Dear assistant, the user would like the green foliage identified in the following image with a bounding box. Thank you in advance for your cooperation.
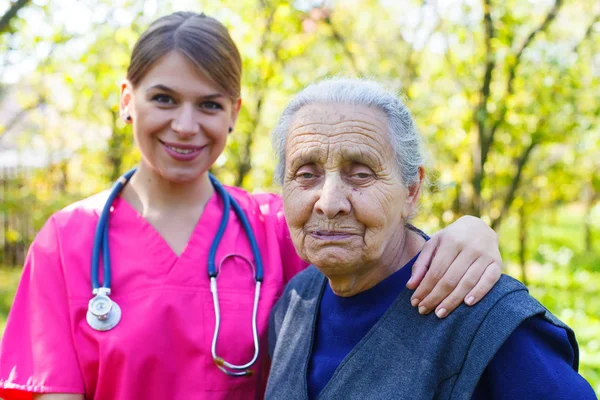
[0,0,598,395]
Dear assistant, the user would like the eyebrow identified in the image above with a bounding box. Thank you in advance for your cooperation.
[146,84,225,100]
[341,148,384,168]
[288,146,326,169]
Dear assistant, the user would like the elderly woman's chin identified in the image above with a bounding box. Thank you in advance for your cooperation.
[302,240,371,277]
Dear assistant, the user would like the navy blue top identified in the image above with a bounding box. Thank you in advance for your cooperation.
[307,256,596,399]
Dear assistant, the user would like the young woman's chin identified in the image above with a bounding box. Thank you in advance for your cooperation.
[158,166,209,184]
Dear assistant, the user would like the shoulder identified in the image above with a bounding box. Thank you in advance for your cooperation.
[283,265,322,295]
[473,316,595,399]
[448,274,548,350]
[476,274,555,327]
[223,185,284,219]
[481,273,529,299]
[269,266,323,355]
[446,275,580,397]
[467,274,538,316]
[272,266,322,316]
[29,191,109,247]
[50,191,110,231]
[433,275,540,333]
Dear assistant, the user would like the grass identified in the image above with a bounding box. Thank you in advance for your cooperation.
[0,265,21,334]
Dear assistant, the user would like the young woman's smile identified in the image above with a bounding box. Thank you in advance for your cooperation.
[159,139,207,161]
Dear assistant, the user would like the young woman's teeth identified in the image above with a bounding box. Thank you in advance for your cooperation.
[166,145,195,154]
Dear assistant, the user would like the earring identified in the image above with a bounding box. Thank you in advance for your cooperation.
[228,127,233,133]
[125,115,132,122]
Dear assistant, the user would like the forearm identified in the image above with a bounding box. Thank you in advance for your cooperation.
[33,394,84,400]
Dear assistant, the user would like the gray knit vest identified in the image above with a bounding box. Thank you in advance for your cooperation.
[266,267,578,400]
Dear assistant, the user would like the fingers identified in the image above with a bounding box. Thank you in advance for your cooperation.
[410,237,461,308]
[413,249,477,315]
[432,257,491,318]
[406,235,439,290]
[463,260,502,306]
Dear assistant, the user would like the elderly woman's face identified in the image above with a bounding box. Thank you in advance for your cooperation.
[283,103,419,275]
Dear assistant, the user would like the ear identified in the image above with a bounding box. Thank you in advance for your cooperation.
[229,98,242,132]
[402,166,425,218]
[120,79,134,124]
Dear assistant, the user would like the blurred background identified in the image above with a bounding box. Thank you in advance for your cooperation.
[0,0,598,393]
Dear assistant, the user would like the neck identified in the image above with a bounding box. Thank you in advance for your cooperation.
[328,228,425,297]
[123,162,214,215]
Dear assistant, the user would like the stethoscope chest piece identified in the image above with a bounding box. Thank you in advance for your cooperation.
[86,293,121,331]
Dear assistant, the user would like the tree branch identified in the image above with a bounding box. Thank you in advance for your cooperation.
[0,0,30,33]
[471,0,497,215]
[323,14,361,75]
[404,1,442,93]
[491,139,539,230]
[476,0,496,141]
[0,97,45,141]
[483,0,563,168]
[234,4,278,187]
[432,2,469,94]
[573,12,600,53]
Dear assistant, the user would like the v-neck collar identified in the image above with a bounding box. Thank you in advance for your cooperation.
[303,270,415,399]
[111,191,221,276]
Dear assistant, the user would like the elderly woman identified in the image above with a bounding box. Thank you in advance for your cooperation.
[265,79,595,399]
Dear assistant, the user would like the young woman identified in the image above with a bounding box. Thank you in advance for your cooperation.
[0,12,504,400]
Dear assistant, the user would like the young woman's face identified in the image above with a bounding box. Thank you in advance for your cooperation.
[121,51,241,183]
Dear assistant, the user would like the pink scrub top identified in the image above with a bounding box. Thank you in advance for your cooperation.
[0,185,307,400]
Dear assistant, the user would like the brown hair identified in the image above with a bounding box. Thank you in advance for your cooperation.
[127,12,242,99]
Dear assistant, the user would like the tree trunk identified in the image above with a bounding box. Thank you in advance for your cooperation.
[108,110,124,182]
[0,0,29,33]
[584,185,598,253]
[519,204,528,286]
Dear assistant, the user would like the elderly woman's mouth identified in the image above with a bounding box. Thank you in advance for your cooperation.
[310,230,358,240]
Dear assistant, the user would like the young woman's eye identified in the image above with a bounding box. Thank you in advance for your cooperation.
[151,94,175,105]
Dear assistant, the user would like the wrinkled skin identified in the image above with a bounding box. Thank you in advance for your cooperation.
[283,103,426,296]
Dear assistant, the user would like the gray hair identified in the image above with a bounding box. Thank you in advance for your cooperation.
[272,78,425,187]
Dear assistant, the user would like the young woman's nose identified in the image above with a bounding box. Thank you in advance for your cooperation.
[171,104,200,137]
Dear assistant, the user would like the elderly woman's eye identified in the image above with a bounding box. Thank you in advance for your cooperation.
[299,172,314,179]
[354,173,371,179]
[295,167,318,181]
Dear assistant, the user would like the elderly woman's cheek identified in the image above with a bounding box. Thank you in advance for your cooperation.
[283,185,308,222]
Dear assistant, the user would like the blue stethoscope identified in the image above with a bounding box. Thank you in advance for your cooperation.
[86,167,264,377]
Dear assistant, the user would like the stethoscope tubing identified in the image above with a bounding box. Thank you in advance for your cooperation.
[208,174,264,282]
[90,167,264,376]
[210,278,261,375]
[91,168,136,293]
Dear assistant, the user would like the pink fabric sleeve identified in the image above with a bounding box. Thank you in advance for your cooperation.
[0,217,85,399]
[254,193,308,284]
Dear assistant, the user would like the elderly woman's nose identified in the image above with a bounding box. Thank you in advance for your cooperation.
[314,174,351,219]
[171,104,200,137]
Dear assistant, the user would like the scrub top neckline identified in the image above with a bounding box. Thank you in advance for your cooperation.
[113,190,219,263]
